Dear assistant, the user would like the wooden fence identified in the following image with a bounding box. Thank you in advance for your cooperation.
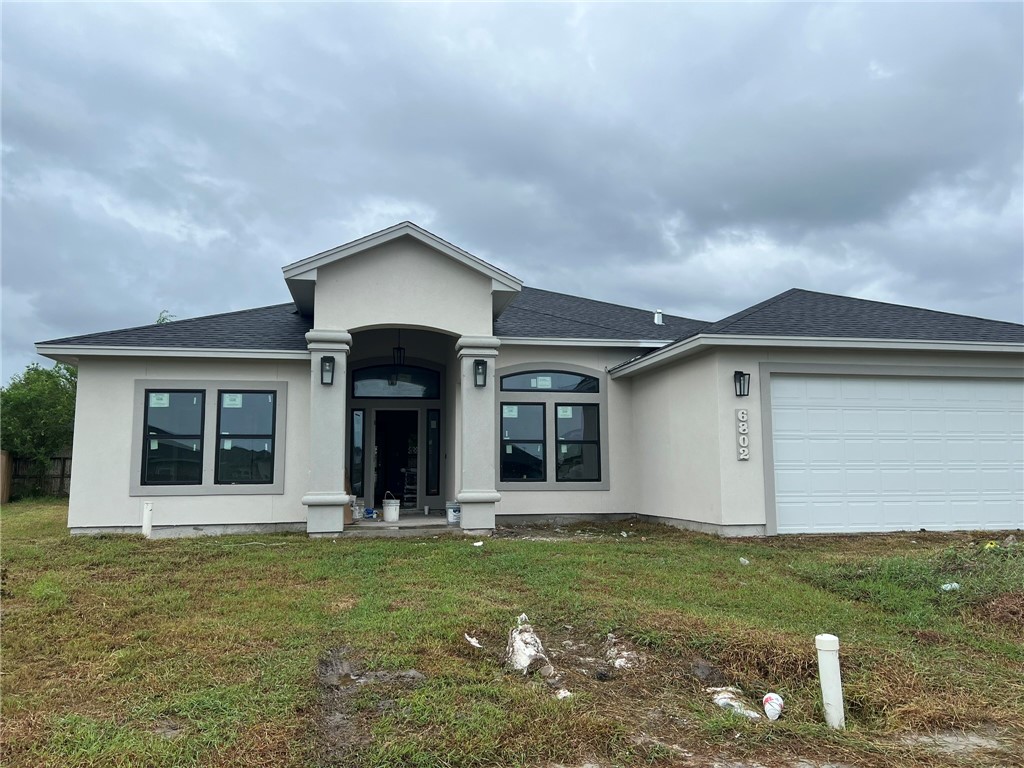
[6,453,72,499]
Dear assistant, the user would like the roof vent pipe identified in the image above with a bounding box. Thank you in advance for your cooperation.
[654,309,664,326]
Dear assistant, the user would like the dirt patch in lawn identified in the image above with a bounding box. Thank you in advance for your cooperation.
[315,647,427,765]
[973,591,1024,634]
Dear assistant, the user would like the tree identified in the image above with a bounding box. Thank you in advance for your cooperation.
[1,363,77,468]
[156,310,176,324]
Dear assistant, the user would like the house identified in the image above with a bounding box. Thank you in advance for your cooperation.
[36,222,1024,537]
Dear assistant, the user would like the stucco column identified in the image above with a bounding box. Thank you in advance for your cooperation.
[456,336,501,531]
[303,329,352,536]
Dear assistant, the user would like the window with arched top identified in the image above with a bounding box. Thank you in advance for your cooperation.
[497,367,607,489]
[352,365,441,399]
[499,370,599,393]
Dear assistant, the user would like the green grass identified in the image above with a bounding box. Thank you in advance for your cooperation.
[2,500,1021,767]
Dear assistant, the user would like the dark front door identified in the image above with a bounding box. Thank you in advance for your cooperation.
[373,410,418,508]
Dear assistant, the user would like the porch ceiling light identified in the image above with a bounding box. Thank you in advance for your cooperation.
[734,370,751,397]
[321,356,336,386]
[473,359,487,388]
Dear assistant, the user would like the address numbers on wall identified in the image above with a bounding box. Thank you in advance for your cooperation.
[736,409,750,461]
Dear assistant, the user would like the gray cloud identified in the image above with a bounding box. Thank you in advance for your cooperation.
[2,2,1021,379]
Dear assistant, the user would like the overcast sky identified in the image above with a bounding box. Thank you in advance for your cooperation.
[3,2,1022,381]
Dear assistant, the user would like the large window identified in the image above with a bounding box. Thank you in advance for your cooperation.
[131,379,287,497]
[555,404,601,482]
[350,409,365,497]
[497,367,607,490]
[142,390,205,485]
[500,403,546,481]
[216,391,276,484]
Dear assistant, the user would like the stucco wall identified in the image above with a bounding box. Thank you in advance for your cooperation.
[631,352,723,526]
[313,238,493,336]
[493,345,642,516]
[68,357,311,531]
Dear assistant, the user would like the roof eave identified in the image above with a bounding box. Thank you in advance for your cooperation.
[609,334,1024,378]
[35,344,310,363]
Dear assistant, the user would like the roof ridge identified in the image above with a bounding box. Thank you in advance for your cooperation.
[788,288,1024,328]
[702,288,803,334]
[523,285,704,323]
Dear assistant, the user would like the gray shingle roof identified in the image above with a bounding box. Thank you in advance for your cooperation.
[689,288,1024,343]
[494,287,708,340]
[39,304,313,350]
[38,287,1023,353]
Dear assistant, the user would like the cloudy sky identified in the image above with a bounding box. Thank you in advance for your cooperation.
[3,2,1022,380]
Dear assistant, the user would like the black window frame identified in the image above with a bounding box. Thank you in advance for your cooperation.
[500,370,600,393]
[350,408,365,498]
[214,390,277,485]
[500,402,547,482]
[141,389,205,486]
[554,402,601,483]
[426,408,441,496]
[351,364,441,400]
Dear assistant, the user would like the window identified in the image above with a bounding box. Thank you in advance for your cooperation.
[501,371,599,393]
[131,379,287,497]
[496,366,608,491]
[353,365,440,399]
[500,403,545,481]
[350,409,365,497]
[426,408,441,496]
[216,391,276,484]
[142,390,204,485]
[555,404,601,482]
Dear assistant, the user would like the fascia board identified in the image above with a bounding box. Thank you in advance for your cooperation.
[282,223,522,291]
[610,334,1024,378]
[498,337,671,348]
[35,345,310,361]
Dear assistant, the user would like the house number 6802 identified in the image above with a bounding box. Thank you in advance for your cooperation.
[736,409,750,461]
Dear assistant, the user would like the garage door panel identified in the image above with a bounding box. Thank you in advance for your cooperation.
[773,375,1024,533]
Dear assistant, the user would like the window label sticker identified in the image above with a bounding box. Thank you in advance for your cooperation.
[149,393,169,408]
[506,444,512,454]
[536,376,552,389]
[223,439,233,450]
[150,439,159,450]
[561,444,568,453]
[502,405,519,418]
[557,406,573,418]
[222,393,244,408]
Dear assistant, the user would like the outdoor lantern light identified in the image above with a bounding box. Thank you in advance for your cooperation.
[392,330,406,367]
[473,359,487,388]
[321,356,336,386]
[734,370,751,397]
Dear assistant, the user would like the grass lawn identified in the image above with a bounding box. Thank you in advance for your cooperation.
[1,499,1021,768]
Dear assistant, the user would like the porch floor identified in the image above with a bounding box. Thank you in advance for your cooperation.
[344,510,455,537]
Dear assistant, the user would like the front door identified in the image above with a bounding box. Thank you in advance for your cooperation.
[373,410,418,508]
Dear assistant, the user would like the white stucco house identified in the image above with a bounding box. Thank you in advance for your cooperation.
[37,222,1024,537]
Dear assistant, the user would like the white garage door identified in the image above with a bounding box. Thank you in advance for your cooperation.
[771,375,1024,534]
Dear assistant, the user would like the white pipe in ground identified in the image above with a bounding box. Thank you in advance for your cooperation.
[142,501,153,539]
[815,633,845,729]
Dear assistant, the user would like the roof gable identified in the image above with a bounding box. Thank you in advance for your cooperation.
[283,221,522,315]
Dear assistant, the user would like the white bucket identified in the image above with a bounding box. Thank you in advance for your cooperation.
[446,501,461,526]
[383,493,400,523]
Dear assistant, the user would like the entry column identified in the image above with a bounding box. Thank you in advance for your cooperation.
[456,336,501,530]
[303,329,352,536]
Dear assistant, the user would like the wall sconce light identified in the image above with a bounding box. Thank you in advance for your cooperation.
[734,370,751,397]
[392,329,405,367]
[321,356,336,386]
[473,359,487,388]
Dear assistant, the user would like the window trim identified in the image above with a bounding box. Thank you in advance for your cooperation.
[141,389,205,486]
[129,379,288,497]
[495,363,610,492]
[214,390,277,485]
[500,402,547,483]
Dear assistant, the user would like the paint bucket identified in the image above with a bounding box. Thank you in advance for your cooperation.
[446,501,461,526]
[383,492,400,523]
